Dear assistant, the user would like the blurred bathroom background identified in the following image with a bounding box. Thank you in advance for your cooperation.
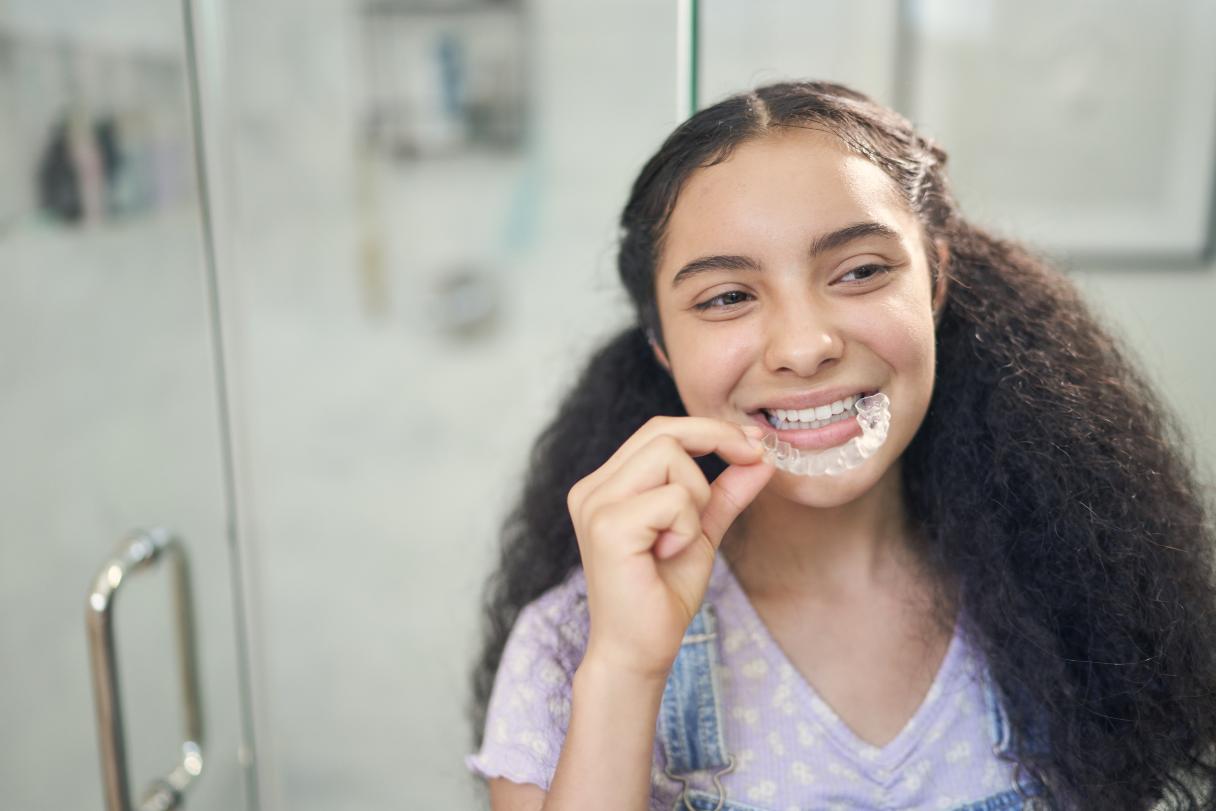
[2,0,1214,808]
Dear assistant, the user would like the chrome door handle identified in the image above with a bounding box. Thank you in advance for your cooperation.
[86,527,205,811]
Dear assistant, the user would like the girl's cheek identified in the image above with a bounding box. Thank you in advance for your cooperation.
[676,332,757,411]
[852,300,933,358]
[713,331,761,365]
[680,326,757,366]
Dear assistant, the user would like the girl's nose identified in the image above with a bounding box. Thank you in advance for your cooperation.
[762,299,844,376]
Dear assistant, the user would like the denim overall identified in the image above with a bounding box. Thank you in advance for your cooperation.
[658,601,1049,811]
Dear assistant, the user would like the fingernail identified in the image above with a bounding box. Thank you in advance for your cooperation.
[742,425,764,439]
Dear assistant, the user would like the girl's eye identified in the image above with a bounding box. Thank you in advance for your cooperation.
[692,265,892,311]
[838,263,893,284]
[693,290,753,311]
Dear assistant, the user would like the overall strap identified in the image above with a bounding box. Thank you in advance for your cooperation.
[659,601,733,776]
[981,666,1051,757]
[981,666,1014,757]
[981,665,1051,806]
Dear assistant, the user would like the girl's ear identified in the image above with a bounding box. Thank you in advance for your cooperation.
[932,238,951,324]
[647,330,672,374]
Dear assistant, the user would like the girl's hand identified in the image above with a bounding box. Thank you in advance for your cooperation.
[566,416,775,681]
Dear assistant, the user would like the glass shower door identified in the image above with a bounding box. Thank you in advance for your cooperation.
[0,1,256,808]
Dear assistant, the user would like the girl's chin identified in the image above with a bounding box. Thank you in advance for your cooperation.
[764,470,861,504]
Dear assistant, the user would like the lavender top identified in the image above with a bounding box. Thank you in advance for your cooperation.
[466,553,1031,810]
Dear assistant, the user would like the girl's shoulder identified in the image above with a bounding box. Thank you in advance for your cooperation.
[468,568,591,785]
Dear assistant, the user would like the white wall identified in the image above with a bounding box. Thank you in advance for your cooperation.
[1071,264,1216,492]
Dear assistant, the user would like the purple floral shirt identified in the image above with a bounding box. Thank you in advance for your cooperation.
[466,553,1032,810]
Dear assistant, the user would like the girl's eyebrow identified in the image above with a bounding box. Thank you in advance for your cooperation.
[670,221,900,288]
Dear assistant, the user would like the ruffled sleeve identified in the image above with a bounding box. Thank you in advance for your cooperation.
[465,569,590,790]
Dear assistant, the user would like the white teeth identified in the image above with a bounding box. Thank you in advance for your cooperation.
[764,393,867,429]
[765,409,854,430]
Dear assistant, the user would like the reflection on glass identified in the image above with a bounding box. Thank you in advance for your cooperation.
[0,8,248,811]
[2,29,194,231]
[358,0,527,161]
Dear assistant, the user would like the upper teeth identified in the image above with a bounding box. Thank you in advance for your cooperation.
[769,394,860,423]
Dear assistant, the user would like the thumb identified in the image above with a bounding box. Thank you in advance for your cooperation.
[700,459,775,548]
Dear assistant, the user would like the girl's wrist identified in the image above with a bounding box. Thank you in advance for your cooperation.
[575,652,672,696]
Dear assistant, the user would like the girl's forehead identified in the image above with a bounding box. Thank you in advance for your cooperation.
[660,133,910,277]
[676,132,903,225]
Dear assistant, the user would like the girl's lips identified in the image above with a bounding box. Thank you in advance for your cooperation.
[749,410,863,451]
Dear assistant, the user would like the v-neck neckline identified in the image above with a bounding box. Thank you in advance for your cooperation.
[713,553,965,773]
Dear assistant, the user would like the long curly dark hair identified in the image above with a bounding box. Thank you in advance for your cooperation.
[467,80,1216,809]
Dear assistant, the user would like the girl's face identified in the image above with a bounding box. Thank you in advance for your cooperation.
[651,129,945,507]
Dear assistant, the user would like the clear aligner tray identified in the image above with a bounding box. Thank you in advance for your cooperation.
[759,392,891,476]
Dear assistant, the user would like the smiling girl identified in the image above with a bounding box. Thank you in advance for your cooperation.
[466,81,1216,810]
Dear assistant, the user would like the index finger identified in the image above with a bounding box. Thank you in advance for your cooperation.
[583,416,763,494]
